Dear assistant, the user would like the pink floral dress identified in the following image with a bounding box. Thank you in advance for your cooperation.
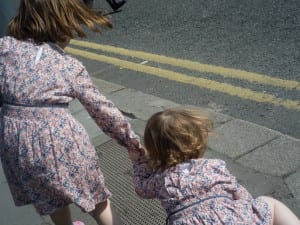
[133,158,272,225]
[0,36,142,215]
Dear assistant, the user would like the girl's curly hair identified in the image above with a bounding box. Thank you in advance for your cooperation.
[144,108,213,170]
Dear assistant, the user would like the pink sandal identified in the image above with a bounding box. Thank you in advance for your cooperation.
[73,221,85,225]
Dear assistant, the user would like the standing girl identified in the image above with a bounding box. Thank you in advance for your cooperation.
[0,1,144,225]
[129,108,300,225]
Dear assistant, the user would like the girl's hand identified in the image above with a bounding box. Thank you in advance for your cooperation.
[128,147,146,161]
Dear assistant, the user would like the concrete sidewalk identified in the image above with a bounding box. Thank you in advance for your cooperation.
[0,77,299,225]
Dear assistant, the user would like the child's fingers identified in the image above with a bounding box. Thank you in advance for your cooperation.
[128,149,143,161]
[128,153,138,161]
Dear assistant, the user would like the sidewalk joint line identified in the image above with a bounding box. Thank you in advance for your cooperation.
[120,110,137,119]
[282,169,299,180]
[109,87,126,94]
[233,135,281,161]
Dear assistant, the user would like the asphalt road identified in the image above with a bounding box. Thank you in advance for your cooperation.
[71,0,300,138]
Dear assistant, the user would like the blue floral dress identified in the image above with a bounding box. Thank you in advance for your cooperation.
[133,158,272,224]
[0,36,142,215]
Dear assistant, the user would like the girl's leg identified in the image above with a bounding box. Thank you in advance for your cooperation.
[49,205,73,225]
[259,196,299,225]
[89,199,122,225]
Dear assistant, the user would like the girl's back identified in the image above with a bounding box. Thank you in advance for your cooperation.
[0,36,81,106]
[134,158,272,225]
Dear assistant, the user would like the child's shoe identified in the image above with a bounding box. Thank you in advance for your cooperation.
[73,221,85,225]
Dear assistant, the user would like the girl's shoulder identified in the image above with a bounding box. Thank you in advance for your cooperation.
[166,158,224,170]
[190,158,226,168]
[169,158,228,176]
[162,159,229,185]
[0,36,15,55]
[44,42,85,73]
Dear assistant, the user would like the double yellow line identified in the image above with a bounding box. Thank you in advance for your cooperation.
[66,40,300,110]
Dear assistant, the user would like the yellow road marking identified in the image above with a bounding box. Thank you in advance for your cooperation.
[66,46,300,110]
[70,40,300,90]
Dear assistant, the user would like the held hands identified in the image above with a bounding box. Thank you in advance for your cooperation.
[128,146,146,162]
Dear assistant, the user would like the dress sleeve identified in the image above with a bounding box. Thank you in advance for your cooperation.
[233,183,253,201]
[0,39,4,107]
[71,67,143,152]
[132,157,159,199]
[210,160,253,201]
[0,63,2,107]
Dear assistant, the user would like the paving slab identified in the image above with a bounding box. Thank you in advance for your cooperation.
[72,110,103,140]
[208,119,280,158]
[107,89,180,121]
[204,149,290,199]
[0,183,44,225]
[183,104,233,127]
[91,133,112,147]
[212,112,233,127]
[285,170,300,200]
[91,77,124,96]
[129,119,147,138]
[237,135,300,176]
[69,99,85,114]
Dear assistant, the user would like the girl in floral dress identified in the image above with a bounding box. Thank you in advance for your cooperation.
[0,0,144,225]
[129,108,299,225]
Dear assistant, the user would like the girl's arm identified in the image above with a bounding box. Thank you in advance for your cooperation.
[71,67,143,152]
[218,162,253,201]
[232,182,253,201]
[210,160,253,201]
[130,155,160,199]
[71,66,157,198]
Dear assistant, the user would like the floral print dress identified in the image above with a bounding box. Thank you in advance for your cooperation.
[133,158,272,225]
[0,36,142,215]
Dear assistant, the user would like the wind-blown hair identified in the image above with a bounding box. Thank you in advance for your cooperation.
[7,0,111,43]
[144,108,213,170]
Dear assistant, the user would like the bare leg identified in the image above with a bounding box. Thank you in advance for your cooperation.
[50,205,73,225]
[89,199,122,225]
[259,196,299,225]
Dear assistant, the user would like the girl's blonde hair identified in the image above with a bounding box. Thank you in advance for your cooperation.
[7,0,112,43]
[144,108,213,170]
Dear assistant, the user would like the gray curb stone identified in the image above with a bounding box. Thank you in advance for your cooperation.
[237,135,300,176]
[208,119,280,158]
[285,170,300,199]
[107,89,180,121]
